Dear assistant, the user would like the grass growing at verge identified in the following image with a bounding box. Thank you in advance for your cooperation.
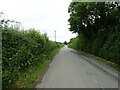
[72,48,120,71]
[11,47,61,88]
[83,52,120,71]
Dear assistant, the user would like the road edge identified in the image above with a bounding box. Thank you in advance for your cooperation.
[70,48,120,84]
[32,48,61,88]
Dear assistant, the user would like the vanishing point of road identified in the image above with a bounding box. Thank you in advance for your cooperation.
[36,46,118,88]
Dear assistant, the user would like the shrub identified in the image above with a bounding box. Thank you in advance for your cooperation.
[2,28,60,88]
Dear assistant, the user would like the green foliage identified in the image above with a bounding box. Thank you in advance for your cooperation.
[68,36,80,50]
[2,27,60,88]
[68,2,120,66]
[64,41,67,45]
[99,26,120,63]
[68,2,120,35]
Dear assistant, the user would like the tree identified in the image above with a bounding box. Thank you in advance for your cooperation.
[68,2,120,65]
[68,2,120,38]
[64,41,67,45]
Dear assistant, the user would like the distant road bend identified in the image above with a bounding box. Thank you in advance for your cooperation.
[36,46,118,88]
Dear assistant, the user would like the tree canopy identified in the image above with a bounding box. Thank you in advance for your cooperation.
[68,2,120,66]
[68,2,120,37]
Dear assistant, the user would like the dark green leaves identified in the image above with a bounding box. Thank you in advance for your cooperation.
[68,2,120,67]
[2,28,59,88]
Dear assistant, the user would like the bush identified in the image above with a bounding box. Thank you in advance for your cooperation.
[2,28,60,88]
[68,36,80,50]
[68,25,120,65]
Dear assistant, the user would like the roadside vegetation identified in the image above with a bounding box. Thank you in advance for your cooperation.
[1,13,62,88]
[68,2,120,70]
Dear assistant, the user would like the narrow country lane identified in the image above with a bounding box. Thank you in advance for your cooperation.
[36,46,118,88]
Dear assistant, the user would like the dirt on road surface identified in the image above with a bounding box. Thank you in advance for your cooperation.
[36,46,118,88]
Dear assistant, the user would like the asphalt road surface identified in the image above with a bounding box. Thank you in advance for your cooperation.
[36,46,118,88]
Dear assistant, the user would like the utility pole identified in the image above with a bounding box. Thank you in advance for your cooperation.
[55,30,56,42]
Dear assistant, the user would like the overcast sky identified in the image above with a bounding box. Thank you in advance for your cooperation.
[0,0,77,42]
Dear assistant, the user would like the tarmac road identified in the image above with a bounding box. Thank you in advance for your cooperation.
[36,45,118,88]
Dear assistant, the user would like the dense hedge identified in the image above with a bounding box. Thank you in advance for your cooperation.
[68,2,120,67]
[68,25,120,65]
[2,28,60,88]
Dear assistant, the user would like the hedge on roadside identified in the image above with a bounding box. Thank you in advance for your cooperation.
[2,28,60,88]
[68,25,120,66]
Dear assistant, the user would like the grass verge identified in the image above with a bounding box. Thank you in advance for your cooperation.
[77,50,120,71]
[11,47,61,88]
[68,46,120,71]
